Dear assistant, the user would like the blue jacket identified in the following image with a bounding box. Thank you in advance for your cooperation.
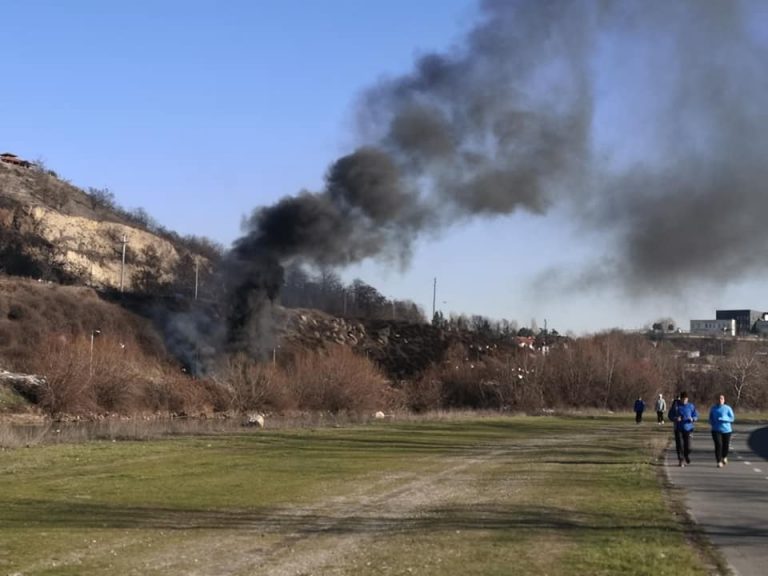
[669,401,698,432]
[709,404,735,434]
[634,399,645,413]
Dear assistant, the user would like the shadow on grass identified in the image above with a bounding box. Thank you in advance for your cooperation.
[1,500,680,538]
[248,421,645,460]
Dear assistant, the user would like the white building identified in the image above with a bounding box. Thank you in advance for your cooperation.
[690,318,736,336]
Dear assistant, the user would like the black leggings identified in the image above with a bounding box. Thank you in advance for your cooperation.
[711,431,732,462]
[674,429,692,462]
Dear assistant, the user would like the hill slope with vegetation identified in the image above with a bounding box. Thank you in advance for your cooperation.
[3,155,768,421]
[0,158,220,294]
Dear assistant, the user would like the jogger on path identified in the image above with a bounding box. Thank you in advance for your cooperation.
[709,394,735,468]
[669,391,698,466]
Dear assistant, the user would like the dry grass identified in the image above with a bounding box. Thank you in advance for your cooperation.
[0,277,231,417]
[0,277,165,366]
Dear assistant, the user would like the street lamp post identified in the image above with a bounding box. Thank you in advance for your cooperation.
[194,257,199,300]
[90,329,101,377]
[119,235,128,293]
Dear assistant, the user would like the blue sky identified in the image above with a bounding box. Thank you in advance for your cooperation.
[2,1,766,334]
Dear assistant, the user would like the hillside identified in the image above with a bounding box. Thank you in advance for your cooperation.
[10,153,767,420]
[0,158,210,292]
[0,269,547,418]
[0,155,527,376]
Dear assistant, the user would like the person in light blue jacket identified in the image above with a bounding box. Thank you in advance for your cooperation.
[709,394,735,468]
[668,391,698,466]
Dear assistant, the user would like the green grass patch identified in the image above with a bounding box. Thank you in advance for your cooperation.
[0,415,717,575]
[0,385,31,413]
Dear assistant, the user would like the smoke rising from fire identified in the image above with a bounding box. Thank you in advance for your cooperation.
[228,0,768,347]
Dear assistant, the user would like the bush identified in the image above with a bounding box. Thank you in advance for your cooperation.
[220,354,291,412]
[36,334,98,416]
[402,373,443,412]
[403,344,544,412]
[29,332,200,417]
[286,346,392,413]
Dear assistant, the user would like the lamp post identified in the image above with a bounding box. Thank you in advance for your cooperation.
[194,257,199,300]
[90,329,101,377]
[119,235,127,292]
[432,277,437,321]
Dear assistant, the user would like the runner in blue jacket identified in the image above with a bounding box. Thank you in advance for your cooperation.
[668,391,698,467]
[709,394,735,468]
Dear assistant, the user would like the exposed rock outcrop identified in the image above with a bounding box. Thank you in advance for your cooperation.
[0,160,200,290]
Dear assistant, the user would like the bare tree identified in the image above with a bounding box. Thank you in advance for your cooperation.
[721,344,763,406]
[87,187,116,212]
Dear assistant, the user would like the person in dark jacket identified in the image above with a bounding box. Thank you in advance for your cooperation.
[709,394,735,468]
[633,397,646,423]
[668,391,698,466]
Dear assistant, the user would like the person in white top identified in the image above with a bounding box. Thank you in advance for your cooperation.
[654,393,667,424]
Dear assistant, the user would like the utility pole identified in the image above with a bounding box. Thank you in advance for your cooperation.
[432,277,437,320]
[89,329,101,377]
[194,258,199,300]
[119,235,128,292]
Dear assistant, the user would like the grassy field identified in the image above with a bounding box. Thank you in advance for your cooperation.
[0,414,725,575]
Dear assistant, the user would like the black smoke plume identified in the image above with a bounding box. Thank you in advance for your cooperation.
[226,0,768,350]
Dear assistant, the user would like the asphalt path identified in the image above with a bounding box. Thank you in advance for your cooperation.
[666,423,768,576]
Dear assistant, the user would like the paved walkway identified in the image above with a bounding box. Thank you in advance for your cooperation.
[666,424,768,576]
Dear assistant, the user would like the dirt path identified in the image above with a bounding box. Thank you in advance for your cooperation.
[132,444,515,576]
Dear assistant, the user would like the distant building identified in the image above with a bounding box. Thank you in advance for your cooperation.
[690,318,736,336]
[0,152,31,168]
[716,309,766,335]
[754,319,768,336]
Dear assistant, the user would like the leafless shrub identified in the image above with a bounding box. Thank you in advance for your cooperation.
[221,354,291,412]
[402,343,546,412]
[136,367,229,416]
[141,379,187,414]
[35,334,98,416]
[195,377,234,414]
[89,338,145,412]
[286,345,391,413]
[534,332,669,411]
[434,358,495,409]
[19,330,201,417]
[402,373,443,412]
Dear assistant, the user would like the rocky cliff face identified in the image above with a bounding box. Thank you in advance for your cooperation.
[26,205,181,290]
[0,159,185,290]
